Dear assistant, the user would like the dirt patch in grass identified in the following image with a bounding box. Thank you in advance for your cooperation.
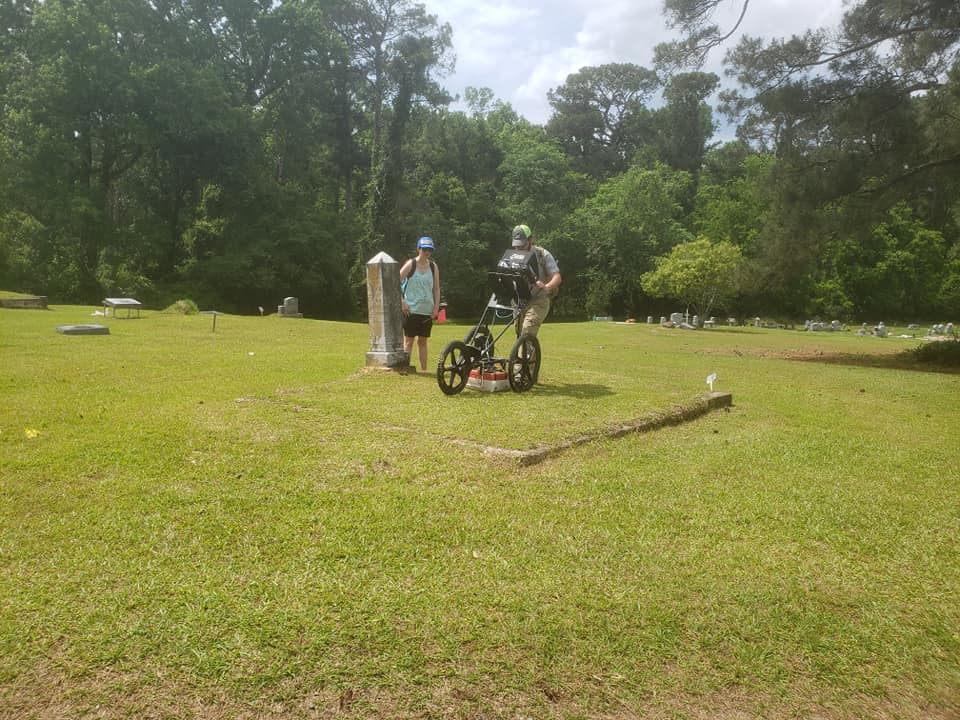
[6,668,957,720]
[716,346,960,374]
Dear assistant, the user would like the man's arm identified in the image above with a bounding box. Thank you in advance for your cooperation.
[534,247,561,292]
[537,271,561,292]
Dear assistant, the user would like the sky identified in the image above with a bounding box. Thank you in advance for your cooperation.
[419,0,846,127]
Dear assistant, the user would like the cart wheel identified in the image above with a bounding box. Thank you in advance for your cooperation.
[437,340,471,395]
[464,324,494,359]
[508,334,541,393]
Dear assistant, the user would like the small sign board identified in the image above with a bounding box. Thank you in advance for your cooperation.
[200,310,223,331]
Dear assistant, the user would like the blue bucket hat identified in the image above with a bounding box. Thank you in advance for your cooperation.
[417,236,434,250]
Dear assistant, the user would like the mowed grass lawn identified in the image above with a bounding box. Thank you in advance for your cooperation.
[1,304,959,719]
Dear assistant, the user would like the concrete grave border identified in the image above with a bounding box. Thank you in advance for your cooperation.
[452,391,733,466]
[1,295,48,309]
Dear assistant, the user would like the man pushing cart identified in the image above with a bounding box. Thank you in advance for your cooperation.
[436,224,562,395]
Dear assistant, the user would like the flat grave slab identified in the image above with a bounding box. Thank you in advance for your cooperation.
[56,324,110,335]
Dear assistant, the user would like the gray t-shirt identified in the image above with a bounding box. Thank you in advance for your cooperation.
[534,246,559,280]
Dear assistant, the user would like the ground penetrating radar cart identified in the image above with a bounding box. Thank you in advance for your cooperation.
[436,249,543,395]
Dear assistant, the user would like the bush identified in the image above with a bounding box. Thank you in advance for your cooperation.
[908,339,960,367]
[163,299,199,315]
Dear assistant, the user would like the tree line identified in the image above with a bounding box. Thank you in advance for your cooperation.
[1,0,958,322]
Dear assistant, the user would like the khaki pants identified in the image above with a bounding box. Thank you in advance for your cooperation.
[518,289,553,337]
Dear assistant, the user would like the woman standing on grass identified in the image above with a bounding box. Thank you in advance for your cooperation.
[400,236,441,371]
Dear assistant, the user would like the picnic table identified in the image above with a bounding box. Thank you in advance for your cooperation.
[102,297,142,318]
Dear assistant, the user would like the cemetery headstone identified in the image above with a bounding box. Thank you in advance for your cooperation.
[278,296,303,318]
[365,252,409,368]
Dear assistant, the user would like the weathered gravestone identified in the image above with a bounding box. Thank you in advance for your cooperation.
[277,296,303,318]
[365,252,409,368]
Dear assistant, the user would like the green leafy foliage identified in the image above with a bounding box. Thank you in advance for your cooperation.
[693,151,773,254]
[641,236,744,321]
[816,203,950,320]
[545,63,659,178]
[163,298,199,315]
[0,0,958,326]
[554,164,694,317]
[908,338,960,366]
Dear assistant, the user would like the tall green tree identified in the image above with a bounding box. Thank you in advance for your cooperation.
[651,71,719,179]
[692,149,772,255]
[331,0,451,266]
[641,237,744,323]
[497,124,592,240]
[0,0,164,300]
[546,63,660,179]
[403,107,503,314]
[816,203,949,320]
[657,0,960,319]
[553,163,694,317]
[0,0,358,311]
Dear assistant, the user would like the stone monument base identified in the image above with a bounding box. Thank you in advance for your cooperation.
[365,350,410,368]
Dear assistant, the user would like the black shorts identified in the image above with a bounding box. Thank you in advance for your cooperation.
[403,313,433,338]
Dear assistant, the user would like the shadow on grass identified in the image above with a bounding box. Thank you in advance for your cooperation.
[788,350,960,375]
[534,382,615,398]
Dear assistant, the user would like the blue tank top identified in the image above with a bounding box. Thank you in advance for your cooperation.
[403,264,435,315]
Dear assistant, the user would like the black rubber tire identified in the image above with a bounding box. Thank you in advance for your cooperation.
[437,340,471,395]
[508,334,541,393]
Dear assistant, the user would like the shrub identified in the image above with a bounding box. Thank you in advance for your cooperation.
[908,339,960,367]
[164,299,199,315]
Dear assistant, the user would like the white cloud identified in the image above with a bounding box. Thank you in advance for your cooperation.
[514,0,665,122]
[423,0,849,124]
